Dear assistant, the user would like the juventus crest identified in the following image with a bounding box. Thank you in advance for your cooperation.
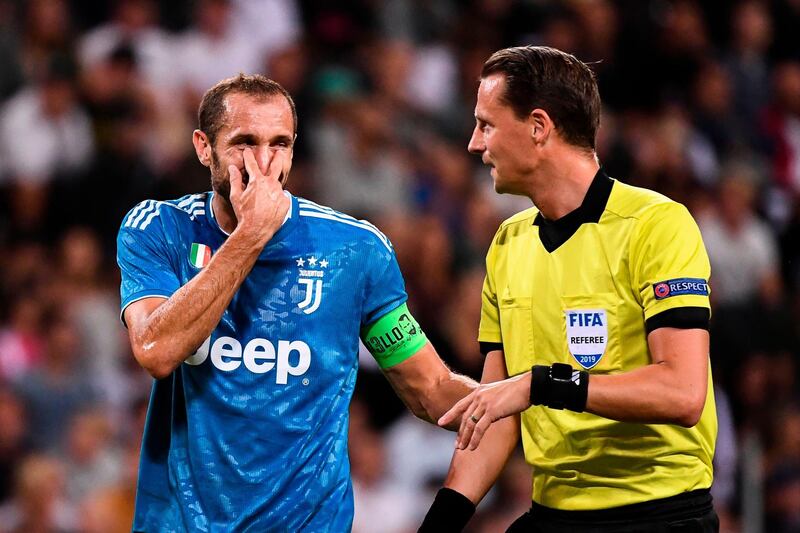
[295,255,328,314]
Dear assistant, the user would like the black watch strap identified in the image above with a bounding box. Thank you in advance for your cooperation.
[530,363,589,412]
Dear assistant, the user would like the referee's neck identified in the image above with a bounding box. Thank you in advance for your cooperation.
[530,153,599,221]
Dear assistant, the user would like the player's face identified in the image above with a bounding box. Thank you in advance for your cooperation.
[468,74,536,195]
[208,92,295,202]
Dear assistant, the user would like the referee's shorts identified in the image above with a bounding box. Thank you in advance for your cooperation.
[506,489,718,533]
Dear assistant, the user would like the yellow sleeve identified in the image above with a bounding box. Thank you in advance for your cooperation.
[629,202,711,321]
[478,235,502,344]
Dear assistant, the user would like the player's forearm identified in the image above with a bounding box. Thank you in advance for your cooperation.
[387,369,476,428]
[383,343,478,428]
[586,361,707,427]
[131,229,266,378]
[444,415,520,504]
[424,372,479,430]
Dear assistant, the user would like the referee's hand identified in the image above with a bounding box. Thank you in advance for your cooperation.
[439,371,531,450]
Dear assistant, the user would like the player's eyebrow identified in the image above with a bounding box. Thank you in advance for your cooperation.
[228,133,258,145]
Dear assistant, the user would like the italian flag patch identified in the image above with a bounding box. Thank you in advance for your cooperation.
[189,243,212,268]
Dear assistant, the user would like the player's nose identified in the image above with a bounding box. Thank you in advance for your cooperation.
[467,126,484,155]
[253,146,272,174]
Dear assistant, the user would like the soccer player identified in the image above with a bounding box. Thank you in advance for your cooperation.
[419,46,719,532]
[117,74,476,532]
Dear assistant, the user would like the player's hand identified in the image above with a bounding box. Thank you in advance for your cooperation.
[229,147,290,246]
[439,372,531,450]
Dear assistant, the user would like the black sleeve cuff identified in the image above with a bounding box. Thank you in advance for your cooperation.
[479,342,503,355]
[418,488,476,533]
[645,307,710,334]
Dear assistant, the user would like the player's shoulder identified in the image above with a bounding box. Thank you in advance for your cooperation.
[606,179,689,222]
[120,192,209,232]
[295,196,393,252]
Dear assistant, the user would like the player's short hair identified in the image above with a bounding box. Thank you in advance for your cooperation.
[198,73,297,145]
[481,46,600,150]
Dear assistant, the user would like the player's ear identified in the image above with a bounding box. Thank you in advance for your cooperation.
[529,109,552,146]
[192,130,213,168]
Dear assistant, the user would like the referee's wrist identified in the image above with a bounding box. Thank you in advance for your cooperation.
[530,363,589,412]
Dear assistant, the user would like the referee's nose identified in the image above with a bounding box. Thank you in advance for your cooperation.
[468,125,485,155]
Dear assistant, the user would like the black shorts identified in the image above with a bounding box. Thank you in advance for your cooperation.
[506,489,718,533]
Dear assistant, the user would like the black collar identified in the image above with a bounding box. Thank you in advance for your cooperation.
[533,168,614,252]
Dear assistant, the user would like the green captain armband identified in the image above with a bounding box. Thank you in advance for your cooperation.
[361,303,428,369]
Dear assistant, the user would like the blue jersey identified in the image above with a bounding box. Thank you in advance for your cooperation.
[117,192,407,532]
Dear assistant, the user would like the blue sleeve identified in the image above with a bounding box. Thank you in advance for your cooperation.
[360,238,408,327]
[117,201,181,323]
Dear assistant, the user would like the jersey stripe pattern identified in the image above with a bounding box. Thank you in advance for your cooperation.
[117,191,406,532]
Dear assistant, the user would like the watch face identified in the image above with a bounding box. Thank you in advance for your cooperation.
[551,362,574,381]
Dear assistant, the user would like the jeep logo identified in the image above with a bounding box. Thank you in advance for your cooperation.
[185,336,311,384]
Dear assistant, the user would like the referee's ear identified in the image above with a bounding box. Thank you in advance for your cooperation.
[529,108,553,146]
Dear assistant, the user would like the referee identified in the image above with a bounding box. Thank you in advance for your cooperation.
[419,46,718,532]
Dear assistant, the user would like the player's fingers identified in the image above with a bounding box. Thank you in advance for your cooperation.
[242,147,265,185]
[266,149,285,184]
[229,165,243,199]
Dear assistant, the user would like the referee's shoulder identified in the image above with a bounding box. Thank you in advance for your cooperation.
[499,206,539,229]
[606,180,689,222]
[490,206,540,245]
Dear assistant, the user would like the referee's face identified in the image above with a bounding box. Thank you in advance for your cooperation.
[468,74,536,195]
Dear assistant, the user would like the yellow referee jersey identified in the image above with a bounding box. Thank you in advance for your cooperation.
[478,169,717,510]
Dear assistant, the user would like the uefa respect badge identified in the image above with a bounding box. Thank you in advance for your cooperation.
[653,278,709,300]
[565,309,607,370]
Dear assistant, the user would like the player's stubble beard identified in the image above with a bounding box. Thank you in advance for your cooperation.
[208,147,290,205]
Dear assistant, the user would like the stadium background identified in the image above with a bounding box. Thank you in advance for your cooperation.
[0,0,798,531]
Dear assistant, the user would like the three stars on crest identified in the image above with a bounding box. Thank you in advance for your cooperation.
[296,256,329,268]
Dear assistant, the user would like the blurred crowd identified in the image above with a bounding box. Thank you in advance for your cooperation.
[0,0,798,531]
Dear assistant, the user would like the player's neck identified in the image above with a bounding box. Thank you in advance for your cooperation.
[528,151,600,221]
[212,193,238,235]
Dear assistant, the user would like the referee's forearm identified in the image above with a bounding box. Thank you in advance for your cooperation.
[584,327,709,427]
[586,364,706,427]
